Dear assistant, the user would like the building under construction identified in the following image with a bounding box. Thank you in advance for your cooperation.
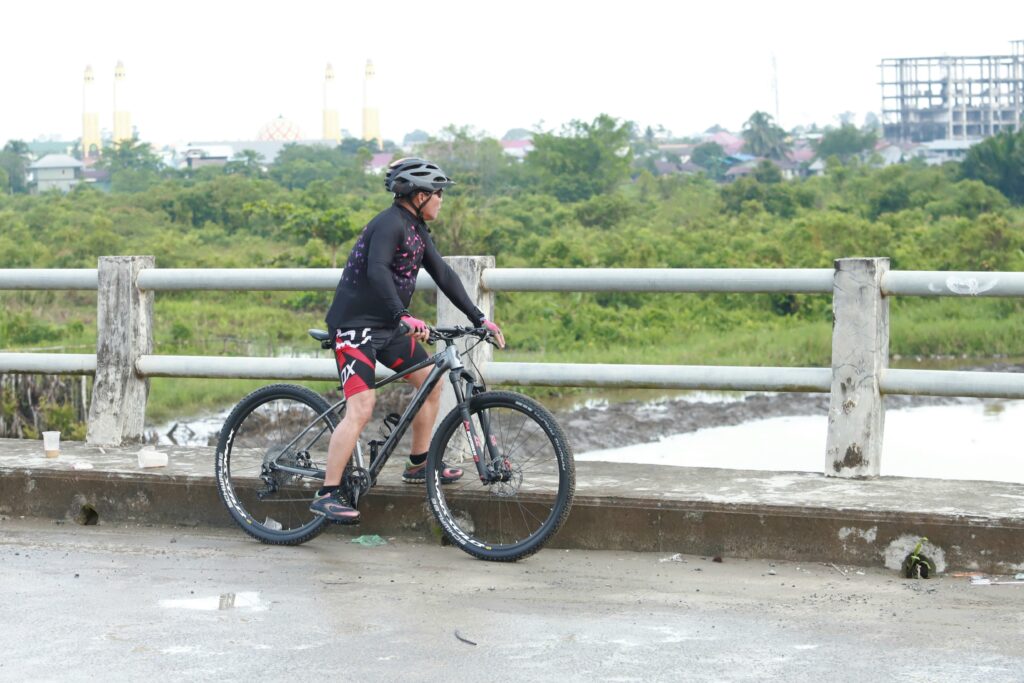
[880,41,1024,142]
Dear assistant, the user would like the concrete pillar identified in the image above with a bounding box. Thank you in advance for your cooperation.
[825,258,889,478]
[435,256,494,429]
[87,256,154,445]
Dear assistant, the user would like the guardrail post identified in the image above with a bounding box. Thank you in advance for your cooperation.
[436,256,495,428]
[87,256,154,445]
[825,257,889,478]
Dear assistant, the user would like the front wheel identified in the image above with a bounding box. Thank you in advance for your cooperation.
[215,383,336,545]
[426,391,575,562]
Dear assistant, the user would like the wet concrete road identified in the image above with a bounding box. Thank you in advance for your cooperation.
[1,517,1022,682]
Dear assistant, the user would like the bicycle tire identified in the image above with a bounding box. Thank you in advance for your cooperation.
[426,391,575,562]
[215,383,337,545]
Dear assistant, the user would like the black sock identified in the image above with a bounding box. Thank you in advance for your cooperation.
[409,452,427,465]
[317,485,341,496]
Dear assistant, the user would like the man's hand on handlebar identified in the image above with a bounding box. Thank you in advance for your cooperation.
[482,319,506,349]
[400,314,430,343]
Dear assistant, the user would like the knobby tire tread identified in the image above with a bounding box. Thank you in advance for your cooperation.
[215,383,336,546]
[426,391,575,562]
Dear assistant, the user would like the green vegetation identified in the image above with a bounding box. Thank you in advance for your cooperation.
[2,118,1024,428]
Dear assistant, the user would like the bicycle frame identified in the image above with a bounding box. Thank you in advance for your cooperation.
[268,334,496,490]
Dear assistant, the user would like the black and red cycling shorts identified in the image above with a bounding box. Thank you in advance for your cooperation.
[332,327,428,398]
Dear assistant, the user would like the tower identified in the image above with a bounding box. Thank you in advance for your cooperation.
[362,59,382,150]
[113,60,132,143]
[82,65,101,158]
[323,63,340,143]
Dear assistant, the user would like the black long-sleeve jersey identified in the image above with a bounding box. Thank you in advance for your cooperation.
[325,203,485,330]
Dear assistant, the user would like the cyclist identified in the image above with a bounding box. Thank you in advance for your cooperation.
[311,157,505,523]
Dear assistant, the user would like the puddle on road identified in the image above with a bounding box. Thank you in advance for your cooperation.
[159,591,269,612]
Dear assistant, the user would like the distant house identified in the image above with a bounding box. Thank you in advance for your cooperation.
[174,140,334,169]
[705,131,745,155]
[500,139,534,161]
[183,144,234,171]
[369,152,394,174]
[915,138,978,165]
[724,161,758,180]
[27,154,83,194]
[651,160,703,176]
[657,142,695,160]
[724,157,801,181]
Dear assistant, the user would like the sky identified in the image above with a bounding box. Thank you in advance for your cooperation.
[1,0,1022,147]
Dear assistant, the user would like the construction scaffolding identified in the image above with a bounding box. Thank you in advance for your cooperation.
[880,41,1024,142]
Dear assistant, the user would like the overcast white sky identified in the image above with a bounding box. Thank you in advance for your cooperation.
[1,0,1021,146]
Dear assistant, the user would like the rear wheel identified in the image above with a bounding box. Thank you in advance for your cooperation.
[215,384,337,545]
[426,391,574,562]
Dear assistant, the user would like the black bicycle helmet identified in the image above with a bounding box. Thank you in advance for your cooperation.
[384,157,456,196]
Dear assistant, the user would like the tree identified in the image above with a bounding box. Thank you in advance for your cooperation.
[752,159,783,184]
[224,149,265,178]
[961,129,1024,205]
[863,112,882,134]
[97,137,164,192]
[741,111,789,160]
[403,129,430,146]
[339,137,378,155]
[815,124,877,163]
[3,140,29,156]
[0,140,30,194]
[524,114,634,202]
[690,142,727,179]
[417,125,515,196]
[245,181,357,266]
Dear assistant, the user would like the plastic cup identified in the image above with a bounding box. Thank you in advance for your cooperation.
[42,431,60,458]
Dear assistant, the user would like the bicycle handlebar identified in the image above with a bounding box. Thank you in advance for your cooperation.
[396,322,495,346]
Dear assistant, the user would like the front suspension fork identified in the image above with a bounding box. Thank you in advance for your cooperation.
[450,371,509,483]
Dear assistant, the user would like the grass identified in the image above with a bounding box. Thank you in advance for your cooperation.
[5,293,1024,425]
[146,377,332,423]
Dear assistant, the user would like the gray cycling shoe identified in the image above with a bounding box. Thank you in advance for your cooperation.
[309,490,361,525]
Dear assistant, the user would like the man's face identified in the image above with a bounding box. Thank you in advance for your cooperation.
[418,190,443,221]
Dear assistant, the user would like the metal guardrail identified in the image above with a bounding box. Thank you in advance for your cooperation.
[883,271,1024,297]
[2,259,1023,477]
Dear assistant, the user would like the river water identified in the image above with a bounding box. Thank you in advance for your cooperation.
[150,392,1024,484]
[576,399,1024,484]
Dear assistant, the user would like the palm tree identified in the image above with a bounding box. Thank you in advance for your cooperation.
[742,111,790,160]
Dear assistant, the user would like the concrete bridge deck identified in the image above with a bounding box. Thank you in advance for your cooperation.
[1,438,1022,574]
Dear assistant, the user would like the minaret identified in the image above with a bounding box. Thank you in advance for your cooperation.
[322,63,340,143]
[362,59,382,150]
[113,60,132,143]
[82,65,101,158]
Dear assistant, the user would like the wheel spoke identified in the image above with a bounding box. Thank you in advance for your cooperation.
[427,392,574,561]
[215,385,338,545]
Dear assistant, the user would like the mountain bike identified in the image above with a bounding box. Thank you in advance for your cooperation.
[214,325,575,562]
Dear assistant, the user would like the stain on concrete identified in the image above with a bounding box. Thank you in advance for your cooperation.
[838,526,878,544]
[842,444,864,470]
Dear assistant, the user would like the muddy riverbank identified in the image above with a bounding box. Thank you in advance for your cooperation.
[150,363,1022,452]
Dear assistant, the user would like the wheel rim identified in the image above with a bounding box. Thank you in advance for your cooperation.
[221,395,332,535]
[432,402,569,552]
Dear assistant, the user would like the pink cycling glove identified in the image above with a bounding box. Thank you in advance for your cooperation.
[400,314,428,335]
[483,319,506,349]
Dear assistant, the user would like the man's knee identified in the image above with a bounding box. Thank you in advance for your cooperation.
[344,391,376,425]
